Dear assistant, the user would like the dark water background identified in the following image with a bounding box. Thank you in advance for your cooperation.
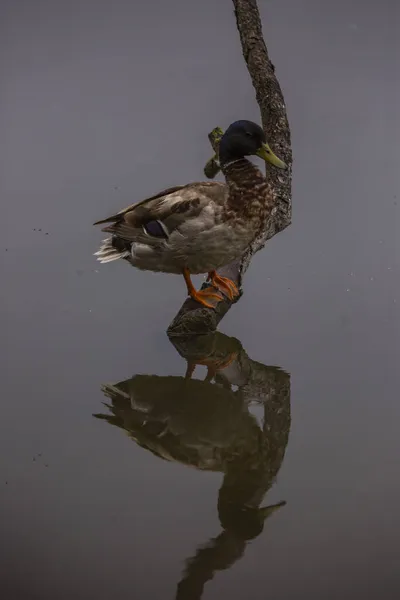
[1,0,399,598]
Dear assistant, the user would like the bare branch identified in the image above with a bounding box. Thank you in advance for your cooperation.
[167,0,292,337]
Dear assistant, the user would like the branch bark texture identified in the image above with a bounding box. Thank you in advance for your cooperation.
[167,0,292,336]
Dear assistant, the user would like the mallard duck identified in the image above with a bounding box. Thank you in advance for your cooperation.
[94,120,286,307]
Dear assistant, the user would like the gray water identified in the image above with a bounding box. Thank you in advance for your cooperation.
[1,0,399,599]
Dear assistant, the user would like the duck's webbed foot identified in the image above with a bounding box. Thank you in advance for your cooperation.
[208,271,240,301]
[191,288,224,308]
[183,268,224,309]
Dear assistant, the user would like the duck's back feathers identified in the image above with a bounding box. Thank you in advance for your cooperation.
[93,183,226,227]
[93,182,234,273]
[94,182,227,241]
[93,185,189,226]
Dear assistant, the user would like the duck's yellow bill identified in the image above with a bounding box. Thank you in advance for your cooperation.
[256,143,286,169]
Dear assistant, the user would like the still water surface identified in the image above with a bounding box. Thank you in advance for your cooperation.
[1,0,399,598]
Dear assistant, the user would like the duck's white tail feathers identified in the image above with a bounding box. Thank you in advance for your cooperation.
[94,238,130,263]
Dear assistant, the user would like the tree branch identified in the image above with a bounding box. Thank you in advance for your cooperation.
[167,0,292,337]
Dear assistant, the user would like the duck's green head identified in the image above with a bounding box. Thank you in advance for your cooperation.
[219,120,286,169]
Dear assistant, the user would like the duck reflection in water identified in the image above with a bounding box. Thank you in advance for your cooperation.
[94,332,291,600]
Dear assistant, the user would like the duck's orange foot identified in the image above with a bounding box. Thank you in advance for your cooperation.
[189,287,224,309]
[183,267,224,308]
[208,271,240,301]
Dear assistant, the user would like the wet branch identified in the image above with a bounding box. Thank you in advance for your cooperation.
[167,0,292,337]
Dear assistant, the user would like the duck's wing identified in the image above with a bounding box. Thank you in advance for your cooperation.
[93,185,189,226]
[93,182,227,241]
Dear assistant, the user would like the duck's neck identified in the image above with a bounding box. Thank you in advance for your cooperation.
[221,158,270,210]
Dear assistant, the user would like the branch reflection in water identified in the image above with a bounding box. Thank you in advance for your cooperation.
[94,332,291,600]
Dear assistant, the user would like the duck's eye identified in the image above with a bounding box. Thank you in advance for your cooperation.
[245,131,252,137]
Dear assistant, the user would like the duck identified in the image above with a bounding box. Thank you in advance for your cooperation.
[94,120,286,308]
